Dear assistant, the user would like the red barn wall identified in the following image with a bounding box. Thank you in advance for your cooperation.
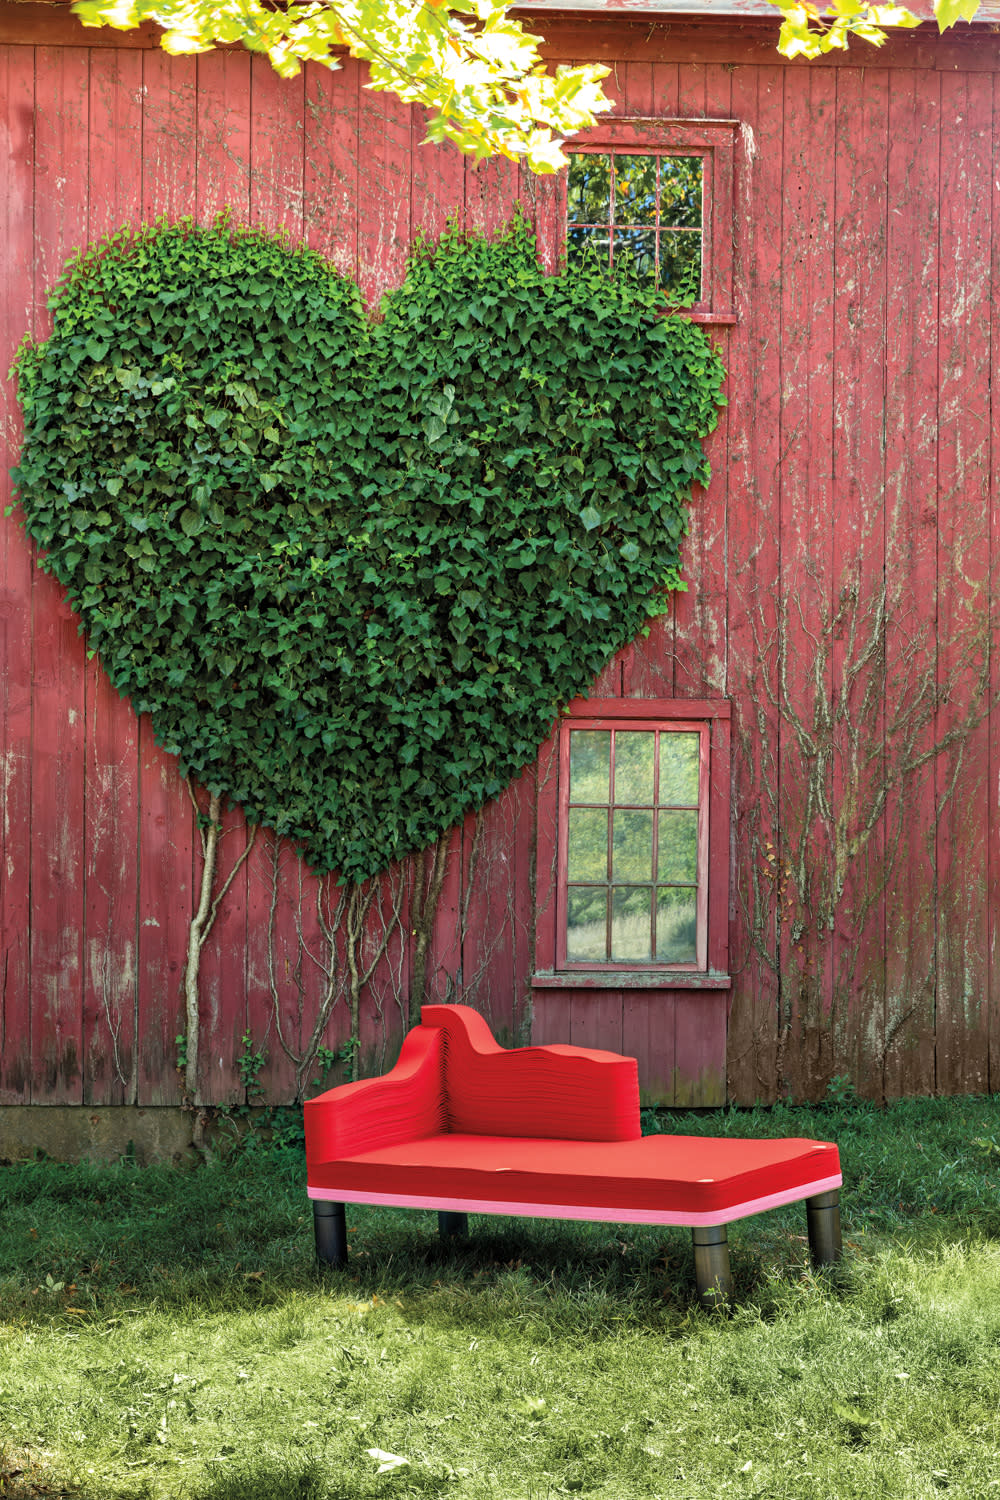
[1,6,998,1110]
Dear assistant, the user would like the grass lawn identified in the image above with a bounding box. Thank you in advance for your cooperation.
[2,1094,1000,1500]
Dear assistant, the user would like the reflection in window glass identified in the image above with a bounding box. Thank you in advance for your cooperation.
[659,733,700,806]
[566,152,703,301]
[568,807,608,882]
[567,887,608,962]
[569,730,610,803]
[612,810,653,883]
[656,887,697,964]
[615,732,655,804]
[566,154,612,225]
[614,155,658,225]
[659,157,702,228]
[611,886,652,962]
[564,726,702,966]
[658,809,699,883]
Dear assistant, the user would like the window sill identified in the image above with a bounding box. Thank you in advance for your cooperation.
[531,970,731,991]
[685,309,737,326]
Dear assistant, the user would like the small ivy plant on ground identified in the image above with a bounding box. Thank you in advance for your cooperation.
[11,213,725,883]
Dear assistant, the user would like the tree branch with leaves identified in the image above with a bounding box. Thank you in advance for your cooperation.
[72,0,983,172]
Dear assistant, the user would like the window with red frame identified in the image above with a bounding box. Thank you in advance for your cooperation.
[559,718,708,970]
[567,152,704,304]
[534,118,738,325]
[534,699,731,987]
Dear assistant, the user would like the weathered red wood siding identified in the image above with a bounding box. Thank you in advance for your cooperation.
[1,6,999,1107]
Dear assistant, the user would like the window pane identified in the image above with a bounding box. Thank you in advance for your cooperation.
[659,156,702,229]
[658,809,698,883]
[568,807,608,881]
[569,730,610,803]
[614,731,655,804]
[656,887,697,964]
[567,154,612,225]
[659,232,702,302]
[567,225,611,272]
[611,887,652,962]
[659,732,700,806]
[613,228,656,281]
[612,809,653,882]
[567,887,608,962]
[614,155,658,225]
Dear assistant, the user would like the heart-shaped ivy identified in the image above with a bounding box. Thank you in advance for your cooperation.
[12,217,724,883]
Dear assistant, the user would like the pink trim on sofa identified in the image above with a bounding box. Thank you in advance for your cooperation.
[306,1171,843,1228]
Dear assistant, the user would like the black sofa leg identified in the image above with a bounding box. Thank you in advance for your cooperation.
[692,1225,732,1309]
[806,1189,842,1266]
[438,1211,469,1242]
[314,1200,347,1267]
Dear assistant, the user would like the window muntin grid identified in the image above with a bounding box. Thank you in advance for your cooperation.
[566,152,704,301]
[562,725,706,968]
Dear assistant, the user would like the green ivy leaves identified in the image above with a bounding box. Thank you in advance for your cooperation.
[11,215,724,884]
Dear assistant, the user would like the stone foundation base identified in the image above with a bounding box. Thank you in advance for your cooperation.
[0,1106,267,1166]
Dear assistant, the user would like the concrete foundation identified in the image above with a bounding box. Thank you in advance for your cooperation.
[0,1106,261,1166]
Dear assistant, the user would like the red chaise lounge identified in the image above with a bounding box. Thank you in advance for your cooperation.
[304,1004,842,1305]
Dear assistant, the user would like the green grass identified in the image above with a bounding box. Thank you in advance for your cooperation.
[3,1094,1000,1499]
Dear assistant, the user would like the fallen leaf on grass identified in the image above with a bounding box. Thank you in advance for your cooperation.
[366,1450,409,1475]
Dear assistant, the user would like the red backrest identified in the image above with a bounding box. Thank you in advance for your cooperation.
[304,1023,446,1167]
[421,1003,641,1142]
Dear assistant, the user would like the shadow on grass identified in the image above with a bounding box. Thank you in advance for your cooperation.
[4,1090,1000,1330]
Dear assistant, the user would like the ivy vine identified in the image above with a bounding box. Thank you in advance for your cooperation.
[11,214,725,883]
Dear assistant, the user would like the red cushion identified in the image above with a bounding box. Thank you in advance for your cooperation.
[304,1024,445,1165]
[421,1003,641,1141]
[308,1132,841,1216]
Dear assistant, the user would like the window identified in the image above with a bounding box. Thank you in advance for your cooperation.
[534,119,738,325]
[567,152,704,304]
[534,699,731,989]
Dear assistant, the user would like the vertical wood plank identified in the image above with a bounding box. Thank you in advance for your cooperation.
[192,64,255,1104]
[830,65,889,1098]
[245,834,312,1105]
[531,990,573,1047]
[677,62,707,120]
[30,47,90,1103]
[304,58,360,272]
[625,607,676,698]
[250,56,305,240]
[196,805,248,1107]
[673,63,731,702]
[882,70,940,1100]
[141,51,197,222]
[89,48,142,238]
[624,992,674,1106]
[137,740,190,1104]
[465,154,519,239]
[358,862,411,1075]
[461,783,524,1041]
[512,765,537,1045]
[935,70,992,1096]
[990,71,1000,1096]
[422,827,464,1004]
[650,61,680,119]
[410,111,465,243]
[0,45,35,1104]
[724,64,784,1105]
[624,60,654,117]
[776,64,837,1103]
[84,49,142,1105]
[570,989,623,1055]
[136,47,197,1104]
[357,78,411,308]
[83,673,139,1106]
[672,991,726,1106]
[196,50,251,225]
